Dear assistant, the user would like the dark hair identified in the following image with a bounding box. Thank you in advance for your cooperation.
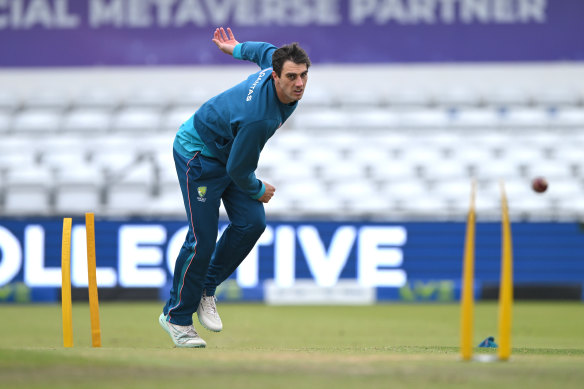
[272,42,311,77]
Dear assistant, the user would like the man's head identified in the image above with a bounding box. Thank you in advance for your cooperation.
[272,43,311,104]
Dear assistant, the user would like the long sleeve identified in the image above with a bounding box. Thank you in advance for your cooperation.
[233,42,277,69]
[225,121,276,198]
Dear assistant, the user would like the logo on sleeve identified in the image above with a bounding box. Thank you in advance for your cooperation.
[197,186,207,202]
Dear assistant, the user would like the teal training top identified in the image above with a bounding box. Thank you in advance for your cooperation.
[175,41,298,200]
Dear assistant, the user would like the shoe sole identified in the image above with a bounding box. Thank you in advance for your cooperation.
[197,309,223,333]
[158,314,206,348]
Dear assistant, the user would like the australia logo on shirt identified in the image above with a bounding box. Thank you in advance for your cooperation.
[197,186,207,202]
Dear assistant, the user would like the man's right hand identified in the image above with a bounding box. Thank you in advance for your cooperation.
[258,182,275,203]
[212,27,239,56]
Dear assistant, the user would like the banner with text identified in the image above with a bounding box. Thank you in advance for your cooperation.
[0,219,583,303]
[0,0,583,66]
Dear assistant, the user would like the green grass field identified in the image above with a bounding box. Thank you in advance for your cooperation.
[1,302,583,388]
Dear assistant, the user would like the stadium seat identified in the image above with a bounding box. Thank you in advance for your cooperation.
[146,185,185,217]
[349,109,400,130]
[508,194,555,216]
[296,147,343,169]
[532,88,582,107]
[42,150,90,171]
[274,181,335,214]
[267,163,318,188]
[320,161,367,183]
[555,196,584,216]
[258,147,294,168]
[111,108,162,132]
[330,180,379,202]
[398,193,451,217]
[154,151,179,190]
[552,145,583,165]
[365,132,412,152]
[369,161,418,183]
[338,88,386,107]
[399,109,452,129]
[54,184,101,215]
[418,132,464,148]
[524,162,574,180]
[117,163,156,188]
[483,87,529,107]
[436,87,481,108]
[106,162,155,215]
[474,191,501,215]
[160,107,194,132]
[3,166,54,215]
[0,150,37,171]
[91,149,141,177]
[432,179,474,202]
[270,130,312,152]
[349,147,392,166]
[345,194,393,216]
[502,107,551,129]
[422,160,470,181]
[264,196,295,216]
[551,108,584,128]
[398,145,446,166]
[295,85,335,107]
[72,88,120,109]
[543,180,583,201]
[472,159,522,181]
[12,108,62,133]
[386,89,432,107]
[0,110,11,134]
[383,181,428,203]
[523,131,563,149]
[120,87,172,109]
[295,196,344,215]
[467,132,510,149]
[491,180,533,203]
[449,147,494,166]
[1,64,582,221]
[23,89,70,109]
[62,108,112,133]
[292,109,351,130]
[4,166,53,186]
[52,164,103,215]
[4,186,51,215]
[324,133,365,152]
[106,184,152,215]
[500,146,546,166]
[175,88,212,107]
[0,90,20,111]
[451,108,502,129]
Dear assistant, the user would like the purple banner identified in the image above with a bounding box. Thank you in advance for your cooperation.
[1,0,583,67]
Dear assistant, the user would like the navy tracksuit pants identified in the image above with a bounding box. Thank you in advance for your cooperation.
[163,147,266,326]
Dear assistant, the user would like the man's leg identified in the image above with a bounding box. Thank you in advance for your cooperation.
[163,150,230,326]
[203,181,266,296]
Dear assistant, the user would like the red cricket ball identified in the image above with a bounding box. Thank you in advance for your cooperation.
[532,177,548,193]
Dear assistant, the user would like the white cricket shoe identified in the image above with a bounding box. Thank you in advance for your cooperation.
[197,291,223,332]
[158,313,206,348]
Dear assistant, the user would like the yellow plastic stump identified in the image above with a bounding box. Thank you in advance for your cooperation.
[61,218,73,348]
[498,183,513,361]
[86,213,102,347]
[460,181,476,361]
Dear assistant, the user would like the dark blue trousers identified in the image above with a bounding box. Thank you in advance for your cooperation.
[164,147,266,326]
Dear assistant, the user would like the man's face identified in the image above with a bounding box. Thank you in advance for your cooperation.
[273,60,308,104]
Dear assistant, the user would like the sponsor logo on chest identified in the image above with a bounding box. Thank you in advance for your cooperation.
[246,69,267,102]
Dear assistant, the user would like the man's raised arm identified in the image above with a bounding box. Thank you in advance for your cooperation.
[212,27,239,56]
